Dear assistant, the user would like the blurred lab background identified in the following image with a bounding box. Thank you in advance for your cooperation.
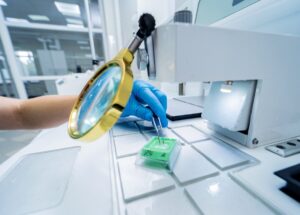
[1,0,299,162]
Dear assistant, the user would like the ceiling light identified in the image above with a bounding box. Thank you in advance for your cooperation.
[220,81,233,94]
[77,40,89,45]
[67,23,84,28]
[28,15,50,21]
[55,1,81,17]
[66,18,83,25]
[0,0,7,6]
[80,46,90,50]
[6,17,29,23]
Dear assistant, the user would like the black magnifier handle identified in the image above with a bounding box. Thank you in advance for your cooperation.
[128,13,156,54]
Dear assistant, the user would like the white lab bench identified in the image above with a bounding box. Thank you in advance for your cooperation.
[0,118,299,215]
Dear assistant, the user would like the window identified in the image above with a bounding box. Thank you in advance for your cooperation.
[9,28,93,76]
[93,33,105,62]
[0,37,18,97]
[195,0,259,25]
[3,0,88,28]
[89,0,102,29]
[1,0,107,97]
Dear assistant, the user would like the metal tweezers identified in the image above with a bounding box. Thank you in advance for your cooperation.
[152,116,163,144]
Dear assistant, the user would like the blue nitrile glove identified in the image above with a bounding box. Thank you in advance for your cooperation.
[121,80,168,127]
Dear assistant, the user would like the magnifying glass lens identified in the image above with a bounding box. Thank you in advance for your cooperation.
[76,65,122,135]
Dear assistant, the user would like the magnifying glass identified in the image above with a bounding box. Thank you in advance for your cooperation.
[68,13,156,141]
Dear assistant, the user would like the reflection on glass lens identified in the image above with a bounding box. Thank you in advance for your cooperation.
[76,65,122,135]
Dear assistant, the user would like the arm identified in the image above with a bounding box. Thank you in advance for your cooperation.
[0,95,77,130]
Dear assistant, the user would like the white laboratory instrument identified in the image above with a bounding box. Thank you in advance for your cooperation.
[0,2,300,215]
[55,72,94,95]
[154,23,300,148]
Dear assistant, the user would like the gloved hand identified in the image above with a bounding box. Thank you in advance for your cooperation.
[121,80,168,127]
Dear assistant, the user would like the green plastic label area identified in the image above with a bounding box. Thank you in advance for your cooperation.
[140,137,178,163]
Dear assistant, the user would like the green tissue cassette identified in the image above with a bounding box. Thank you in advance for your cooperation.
[139,136,181,171]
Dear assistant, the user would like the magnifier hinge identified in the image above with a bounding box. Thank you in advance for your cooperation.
[117,49,134,64]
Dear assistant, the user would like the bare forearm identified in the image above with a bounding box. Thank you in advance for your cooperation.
[0,97,22,129]
[0,95,77,130]
[19,95,77,129]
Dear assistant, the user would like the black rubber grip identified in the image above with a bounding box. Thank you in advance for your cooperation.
[137,13,156,39]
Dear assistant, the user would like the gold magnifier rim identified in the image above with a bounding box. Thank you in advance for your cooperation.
[68,54,133,142]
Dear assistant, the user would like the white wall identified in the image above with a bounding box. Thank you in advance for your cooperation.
[137,0,175,25]
[118,0,177,47]
[118,0,137,46]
